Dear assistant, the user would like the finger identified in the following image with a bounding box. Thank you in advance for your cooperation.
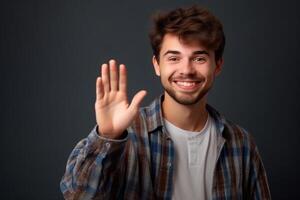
[119,64,127,93]
[129,90,147,112]
[96,77,104,100]
[101,63,110,93]
[109,59,118,91]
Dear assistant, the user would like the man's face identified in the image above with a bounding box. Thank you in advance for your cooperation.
[153,33,223,105]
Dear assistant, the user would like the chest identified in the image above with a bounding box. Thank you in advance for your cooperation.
[148,131,244,199]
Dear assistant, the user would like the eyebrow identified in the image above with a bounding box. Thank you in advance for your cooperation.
[163,50,209,56]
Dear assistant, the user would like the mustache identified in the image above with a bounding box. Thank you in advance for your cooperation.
[170,74,203,81]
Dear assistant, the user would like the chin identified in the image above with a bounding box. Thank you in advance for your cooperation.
[166,89,207,105]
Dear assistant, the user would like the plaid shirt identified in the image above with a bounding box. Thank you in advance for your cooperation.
[60,95,271,199]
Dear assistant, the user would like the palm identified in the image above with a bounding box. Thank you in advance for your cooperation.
[95,60,146,139]
[96,92,130,136]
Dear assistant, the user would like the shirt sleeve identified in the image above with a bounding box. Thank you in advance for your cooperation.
[246,135,272,200]
[60,125,128,200]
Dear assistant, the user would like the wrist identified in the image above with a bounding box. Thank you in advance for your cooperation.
[96,126,128,140]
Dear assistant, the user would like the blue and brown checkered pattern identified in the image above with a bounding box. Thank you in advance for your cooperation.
[60,95,271,199]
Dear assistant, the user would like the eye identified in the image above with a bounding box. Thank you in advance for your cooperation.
[193,57,206,63]
[167,56,180,62]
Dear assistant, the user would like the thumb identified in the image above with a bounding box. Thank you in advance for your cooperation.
[129,90,147,112]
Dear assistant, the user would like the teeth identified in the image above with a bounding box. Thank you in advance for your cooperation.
[176,81,196,87]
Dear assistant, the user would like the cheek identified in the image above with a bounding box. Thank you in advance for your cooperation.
[203,64,217,76]
[205,70,215,80]
[160,67,174,77]
[198,68,216,83]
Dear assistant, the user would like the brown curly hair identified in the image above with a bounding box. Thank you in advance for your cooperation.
[149,5,225,62]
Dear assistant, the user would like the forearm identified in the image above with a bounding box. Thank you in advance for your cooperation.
[60,125,128,199]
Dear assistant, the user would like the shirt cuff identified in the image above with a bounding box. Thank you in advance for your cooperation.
[93,125,128,142]
[85,125,128,156]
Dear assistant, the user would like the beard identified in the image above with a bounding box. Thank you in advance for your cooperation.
[164,86,210,105]
[162,75,214,105]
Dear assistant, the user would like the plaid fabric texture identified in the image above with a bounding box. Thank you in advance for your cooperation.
[60,95,271,199]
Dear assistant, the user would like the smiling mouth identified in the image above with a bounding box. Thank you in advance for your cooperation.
[176,81,198,86]
[173,80,202,91]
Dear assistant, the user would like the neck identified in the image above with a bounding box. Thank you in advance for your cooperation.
[162,92,209,132]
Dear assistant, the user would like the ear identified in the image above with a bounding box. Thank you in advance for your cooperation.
[152,55,161,76]
[214,57,224,76]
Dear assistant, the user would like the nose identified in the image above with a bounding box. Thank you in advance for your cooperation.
[180,59,196,75]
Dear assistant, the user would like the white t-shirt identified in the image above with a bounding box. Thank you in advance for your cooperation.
[164,113,218,200]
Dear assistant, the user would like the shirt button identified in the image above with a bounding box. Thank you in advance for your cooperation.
[105,142,111,148]
[167,162,172,168]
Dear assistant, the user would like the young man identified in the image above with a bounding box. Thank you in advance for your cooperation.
[60,5,271,200]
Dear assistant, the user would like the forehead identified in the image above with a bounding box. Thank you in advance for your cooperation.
[160,33,211,55]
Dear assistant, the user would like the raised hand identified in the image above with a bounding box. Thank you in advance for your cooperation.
[95,59,147,139]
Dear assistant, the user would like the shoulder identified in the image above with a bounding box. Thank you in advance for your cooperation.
[222,118,257,153]
[207,104,257,151]
[223,119,252,142]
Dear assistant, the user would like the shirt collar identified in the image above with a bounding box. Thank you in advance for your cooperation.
[145,94,226,136]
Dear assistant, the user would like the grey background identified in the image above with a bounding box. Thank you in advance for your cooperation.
[1,0,299,199]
